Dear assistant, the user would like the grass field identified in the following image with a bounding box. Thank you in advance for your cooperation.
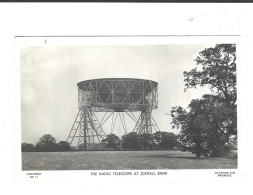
[22,150,237,170]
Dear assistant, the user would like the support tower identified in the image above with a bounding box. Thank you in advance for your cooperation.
[67,78,160,149]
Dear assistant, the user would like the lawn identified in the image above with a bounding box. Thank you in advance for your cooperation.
[22,150,237,170]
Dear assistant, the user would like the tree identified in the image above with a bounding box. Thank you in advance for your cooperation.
[171,94,236,157]
[35,134,59,152]
[171,44,237,157]
[171,101,210,157]
[101,134,121,150]
[153,131,180,150]
[138,133,155,150]
[122,132,140,150]
[89,143,105,151]
[184,44,237,137]
[58,141,72,151]
[21,143,35,152]
[78,143,87,151]
[38,134,57,144]
[184,44,236,106]
[78,143,105,151]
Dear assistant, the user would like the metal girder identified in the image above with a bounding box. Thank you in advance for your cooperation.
[68,79,160,150]
[66,107,107,150]
[77,79,158,112]
[67,107,159,150]
[132,106,159,135]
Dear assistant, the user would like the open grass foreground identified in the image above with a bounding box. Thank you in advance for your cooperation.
[22,150,237,170]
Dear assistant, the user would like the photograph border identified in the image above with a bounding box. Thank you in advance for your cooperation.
[15,35,241,183]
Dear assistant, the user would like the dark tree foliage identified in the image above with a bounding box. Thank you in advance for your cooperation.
[89,143,105,151]
[78,143,87,151]
[122,132,140,150]
[35,134,59,152]
[38,134,57,144]
[184,44,236,106]
[138,133,155,150]
[71,146,77,151]
[171,100,210,157]
[101,134,121,150]
[35,142,59,152]
[171,44,237,157]
[58,141,72,151]
[78,143,104,151]
[153,131,180,150]
[21,143,35,152]
[171,95,236,157]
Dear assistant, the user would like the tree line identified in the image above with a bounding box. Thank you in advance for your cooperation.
[21,131,180,152]
[22,134,72,152]
[100,131,180,150]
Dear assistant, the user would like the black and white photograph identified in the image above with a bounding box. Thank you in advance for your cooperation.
[19,38,237,171]
[1,2,253,195]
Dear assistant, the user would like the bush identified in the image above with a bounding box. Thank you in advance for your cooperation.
[58,141,72,151]
[90,143,105,151]
[35,142,59,152]
[101,134,121,150]
[35,134,59,152]
[153,131,180,150]
[21,143,35,152]
[209,144,235,157]
[122,132,140,150]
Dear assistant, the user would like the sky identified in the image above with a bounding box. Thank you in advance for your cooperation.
[21,44,213,144]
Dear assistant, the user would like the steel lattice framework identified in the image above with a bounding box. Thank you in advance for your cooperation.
[67,78,160,150]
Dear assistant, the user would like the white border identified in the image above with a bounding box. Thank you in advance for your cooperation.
[1,2,252,194]
[15,36,241,183]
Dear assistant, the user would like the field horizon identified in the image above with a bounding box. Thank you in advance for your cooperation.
[22,150,237,170]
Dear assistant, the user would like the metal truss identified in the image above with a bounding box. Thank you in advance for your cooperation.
[67,108,160,150]
[109,112,128,135]
[66,106,107,150]
[67,78,160,150]
[133,107,160,135]
[77,79,158,112]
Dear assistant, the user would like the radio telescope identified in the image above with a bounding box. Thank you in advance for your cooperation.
[66,78,160,150]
